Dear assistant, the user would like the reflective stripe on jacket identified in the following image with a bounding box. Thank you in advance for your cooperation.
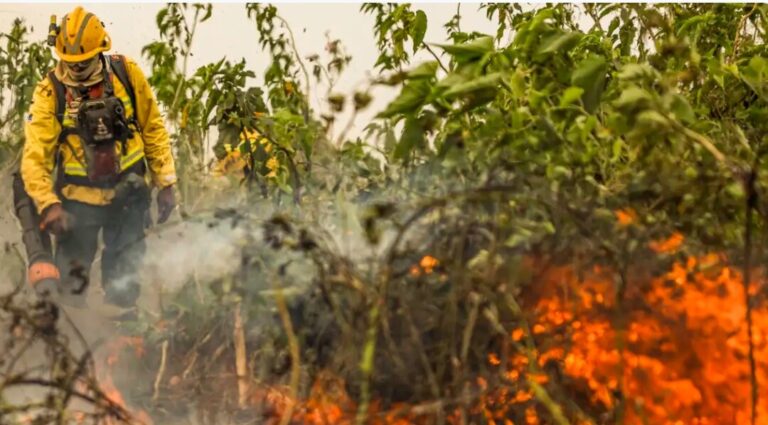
[21,56,177,213]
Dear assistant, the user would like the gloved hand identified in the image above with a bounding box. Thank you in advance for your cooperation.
[39,203,73,235]
[156,185,176,224]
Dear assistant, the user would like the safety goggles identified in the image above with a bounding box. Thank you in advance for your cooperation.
[64,57,97,73]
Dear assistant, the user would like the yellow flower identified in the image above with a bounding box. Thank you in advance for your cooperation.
[260,137,273,153]
[266,156,279,178]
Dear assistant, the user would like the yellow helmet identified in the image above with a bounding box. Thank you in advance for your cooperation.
[54,7,111,62]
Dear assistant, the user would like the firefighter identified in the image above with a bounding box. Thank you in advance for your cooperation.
[21,7,177,309]
[211,111,278,182]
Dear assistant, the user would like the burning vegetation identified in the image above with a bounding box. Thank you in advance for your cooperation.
[10,211,755,425]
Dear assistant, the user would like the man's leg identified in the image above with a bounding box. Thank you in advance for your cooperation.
[101,202,147,307]
[54,201,102,307]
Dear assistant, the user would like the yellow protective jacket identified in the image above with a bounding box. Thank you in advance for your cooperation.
[21,56,177,214]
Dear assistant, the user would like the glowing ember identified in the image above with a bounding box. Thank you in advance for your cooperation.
[649,231,685,254]
[419,255,439,273]
[410,255,439,277]
[615,208,637,226]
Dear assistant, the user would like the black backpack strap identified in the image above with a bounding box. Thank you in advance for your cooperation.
[47,71,66,126]
[107,54,141,132]
[46,71,80,143]
[47,71,76,196]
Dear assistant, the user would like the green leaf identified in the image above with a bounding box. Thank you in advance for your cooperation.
[509,68,527,97]
[559,86,584,107]
[394,116,425,160]
[412,10,427,52]
[156,8,169,29]
[613,86,653,111]
[407,61,438,79]
[378,80,431,118]
[724,62,740,78]
[542,221,556,234]
[726,182,745,200]
[434,36,494,64]
[536,31,582,58]
[635,110,669,130]
[707,58,725,89]
[442,72,502,100]
[547,164,572,180]
[618,63,659,82]
[503,220,555,249]
[435,72,469,94]
[505,228,534,248]
[571,55,607,113]
[611,139,624,161]
[742,56,768,102]
[677,12,713,34]
[607,16,620,36]
[467,250,499,271]
[668,93,695,124]
[200,4,213,22]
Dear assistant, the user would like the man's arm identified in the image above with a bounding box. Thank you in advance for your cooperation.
[21,79,62,214]
[125,57,177,188]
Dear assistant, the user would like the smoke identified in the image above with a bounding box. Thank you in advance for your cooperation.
[135,216,249,294]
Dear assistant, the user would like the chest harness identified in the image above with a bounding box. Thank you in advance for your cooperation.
[48,54,143,189]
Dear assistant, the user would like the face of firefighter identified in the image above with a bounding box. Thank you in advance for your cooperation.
[63,56,99,81]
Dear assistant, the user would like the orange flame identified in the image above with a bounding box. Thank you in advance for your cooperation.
[411,255,440,277]
[519,250,768,424]
[650,231,685,253]
[98,336,153,425]
[615,208,637,226]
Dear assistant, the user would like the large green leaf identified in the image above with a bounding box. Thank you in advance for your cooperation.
[435,36,495,64]
[559,86,584,107]
[442,73,502,100]
[742,56,768,102]
[394,116,425,160]
[378,80,432,118]
[412,10,428,52]
[407,61,438,80]
[618,63,659,82]
[635,110,670,132]
[435,72,470,90]
[613,86,653,111]
[667,93,695,124]
[706,58,725,89]
[571,55,607,113]
[535,31,583,59]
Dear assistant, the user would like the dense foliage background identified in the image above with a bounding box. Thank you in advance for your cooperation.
[1,3,768,424]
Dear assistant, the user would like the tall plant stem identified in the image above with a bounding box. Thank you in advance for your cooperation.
[743,168,759,425]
